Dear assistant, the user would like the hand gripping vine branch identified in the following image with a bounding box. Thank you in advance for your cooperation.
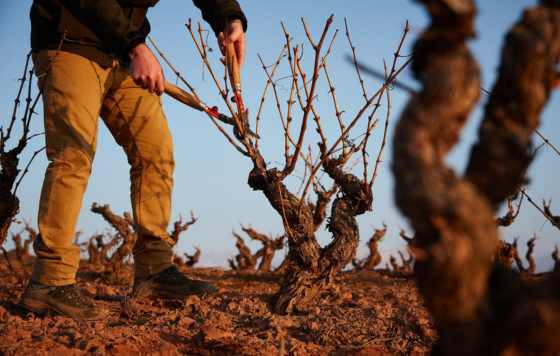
[162,16,411,314]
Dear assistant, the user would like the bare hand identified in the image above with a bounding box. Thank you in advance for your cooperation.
[129,43,165,95]
[218,19,246,67]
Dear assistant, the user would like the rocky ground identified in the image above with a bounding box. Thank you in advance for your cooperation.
[0,258,436,355]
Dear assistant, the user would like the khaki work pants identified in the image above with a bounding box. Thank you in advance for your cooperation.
[31,50,174,286]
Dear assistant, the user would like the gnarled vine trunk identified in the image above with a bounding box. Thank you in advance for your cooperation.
[248,155,372,314]
[392,0,560,354]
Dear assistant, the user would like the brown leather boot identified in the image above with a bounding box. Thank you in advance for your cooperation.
[20,281,106,321]
[132,265,217,298]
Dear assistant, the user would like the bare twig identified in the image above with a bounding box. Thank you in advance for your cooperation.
[186,21,242,134]
[520,189,559,230]
[257,54,288,146]
[292,40,334,152]
[156,28,249,156]
[535,129,560,158]
[283,15,334,177]
[257,52,314,168]
[170,211,198,244]
[496,193,524,227]
[321,57,346,145]
[20,69,34,140]
[2,52,32,149]
[399,229,414,244]
[368,86,392,189]
[13,146,45,195]
[344,18,368,103]
[525,234,536,275]
[186,20,258,159]
[300,30,412,204]
[293,47,328,150]
[542,200,560,230]
[255,45,287,149]
[369,23,410,189]
[148,36,199,97]
[25,132,45,143]
[183,247,201,267]
[359,61,387,183]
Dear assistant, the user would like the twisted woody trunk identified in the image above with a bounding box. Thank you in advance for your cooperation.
[248,155,372,314]
[393,0,560,353]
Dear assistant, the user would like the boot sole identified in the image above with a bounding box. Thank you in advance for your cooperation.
[20,296,105,321]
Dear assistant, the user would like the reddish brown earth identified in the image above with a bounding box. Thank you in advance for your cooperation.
[0,258,436,355]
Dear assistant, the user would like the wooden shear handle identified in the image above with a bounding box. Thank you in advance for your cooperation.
[226,42,246,119]
[164,82,205,111]
[225,42,242,95]
[225,41,247,138]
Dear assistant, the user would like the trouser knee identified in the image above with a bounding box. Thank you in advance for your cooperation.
[46,145,94,181]
[129,135,174,177]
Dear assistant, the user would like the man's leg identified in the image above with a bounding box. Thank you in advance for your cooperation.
[21,50,112,320]
[101,66,216,297]
[100,66,175,279]
[31,50,111,286]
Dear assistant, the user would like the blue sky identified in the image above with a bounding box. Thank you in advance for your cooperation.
[1,1,558,270]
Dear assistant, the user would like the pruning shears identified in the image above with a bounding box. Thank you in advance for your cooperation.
[164,81,257,139]
[164,82,229,123]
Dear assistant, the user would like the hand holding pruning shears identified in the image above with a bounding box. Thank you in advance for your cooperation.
[161,17,255,139]
[133,18,254,139]
[218,19,246,68]
[129,43,166,96]
[220,20,249,139]
[129,19,246,96]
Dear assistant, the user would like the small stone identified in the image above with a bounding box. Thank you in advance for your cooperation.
[356,346,384,356]
[200,326,234,343]
[227,301,237,312]
[178,316,196,328]
[308,321,320,331]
